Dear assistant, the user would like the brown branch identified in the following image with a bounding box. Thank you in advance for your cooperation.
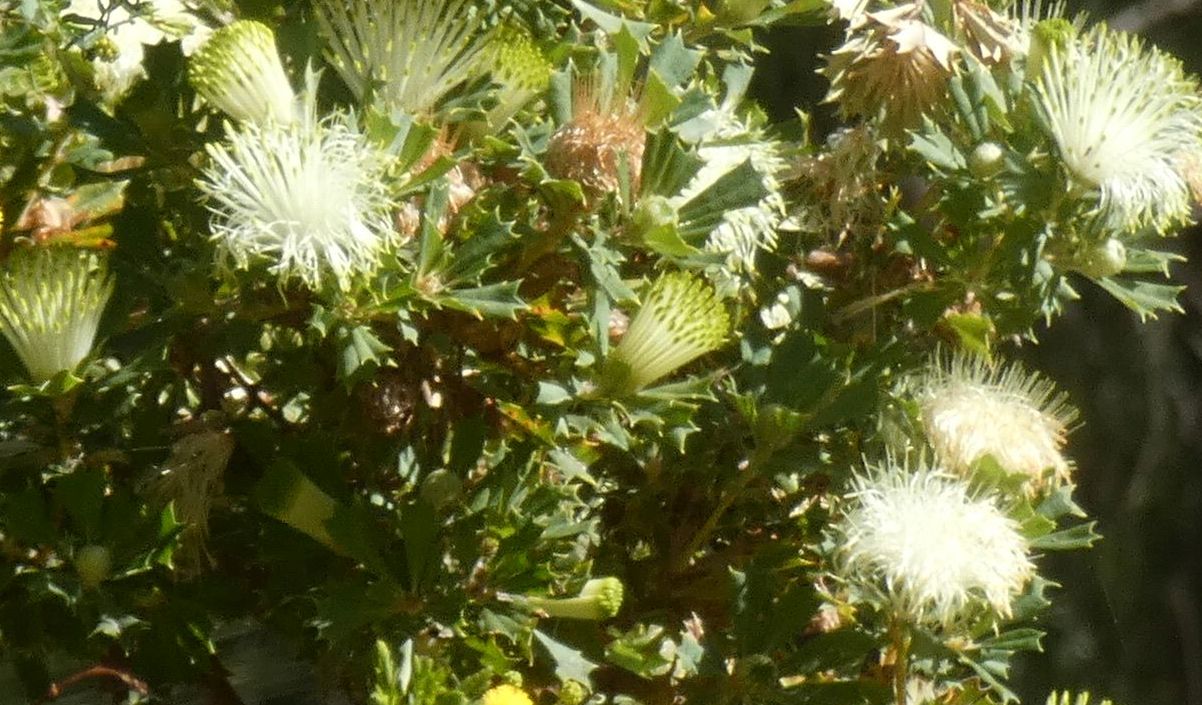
[38,664,149,703]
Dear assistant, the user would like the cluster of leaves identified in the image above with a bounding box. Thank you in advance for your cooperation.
[0,0,1189,704]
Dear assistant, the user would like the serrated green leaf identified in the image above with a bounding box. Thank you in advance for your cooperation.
[534,629,599,686]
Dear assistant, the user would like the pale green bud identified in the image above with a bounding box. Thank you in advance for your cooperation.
[601,272,730,396]
[189,20,296,125]
[0,247,114,383]
[524,577,625,621]
[487,24,553,127]
[1070,238,1127,279]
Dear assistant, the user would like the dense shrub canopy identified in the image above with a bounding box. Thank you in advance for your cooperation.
[0,1,1197,704]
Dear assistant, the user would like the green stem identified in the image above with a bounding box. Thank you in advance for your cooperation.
[675,446,771,569]
[890,618,912,705]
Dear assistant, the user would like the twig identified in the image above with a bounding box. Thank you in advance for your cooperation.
[39,664,149,703]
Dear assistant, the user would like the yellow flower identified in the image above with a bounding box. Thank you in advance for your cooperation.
[483,684,533,705]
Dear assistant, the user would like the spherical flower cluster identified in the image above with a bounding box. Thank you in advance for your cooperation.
[1034,24,1202,234]
[197,74,394,292]
[918,353,1076,490]
[837,461,1035,627]
[0,247,113,383]
[546,79,648,203]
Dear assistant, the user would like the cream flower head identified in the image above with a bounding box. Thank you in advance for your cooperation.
[601,272,730,396]
[670,107,787,275]
[918,353,1076,490]
[1033,24,1202,234]
[197,71,394,292]
[837,459,1035,627]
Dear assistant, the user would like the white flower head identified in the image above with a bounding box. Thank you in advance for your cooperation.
[189,20,296,125]
[601,272,730,395]
[918,352,1076,490]
[314,0,489,116]
[64,0,209,103]
[197,71,394,292]
[1034,24,1202,234]
[672,108,787,275]
[836,459,1035,627]
[0,247,114,383]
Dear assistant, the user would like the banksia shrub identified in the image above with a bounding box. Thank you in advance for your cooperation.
[0,1,1192,704]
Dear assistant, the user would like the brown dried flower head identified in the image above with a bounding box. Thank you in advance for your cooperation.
[823,5,959,132]
[545,78,647,204]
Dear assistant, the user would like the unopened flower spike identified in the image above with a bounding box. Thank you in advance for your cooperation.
[522,577,625,621]
[189,20,296,125]
[0,247,114,383]
[918,352,1077,491]
[485,24,553,128]
[601,272,730,396]
[315,0,489,116]
[483,684,533,705]
[197,68,394,292]
[1033,24,1202,234]
[836,458,1035,628]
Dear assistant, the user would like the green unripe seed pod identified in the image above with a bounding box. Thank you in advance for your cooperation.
[420,468,463,510]
[75,544,112,588]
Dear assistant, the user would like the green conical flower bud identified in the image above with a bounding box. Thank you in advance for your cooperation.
[487,24,553,128]
[189,20,296,125]
[0,247,114,383]
[601,272,730,395]
[524,577,625,621]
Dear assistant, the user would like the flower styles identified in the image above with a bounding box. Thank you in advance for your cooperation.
[0,247,113,383]
[189,20,296,125]
[601,272,730,396]
[314,0,489,116]
[836,459,1035,627]
[1033,23,1202,234]
[197,71,394,292]
[917,352,1076,490]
